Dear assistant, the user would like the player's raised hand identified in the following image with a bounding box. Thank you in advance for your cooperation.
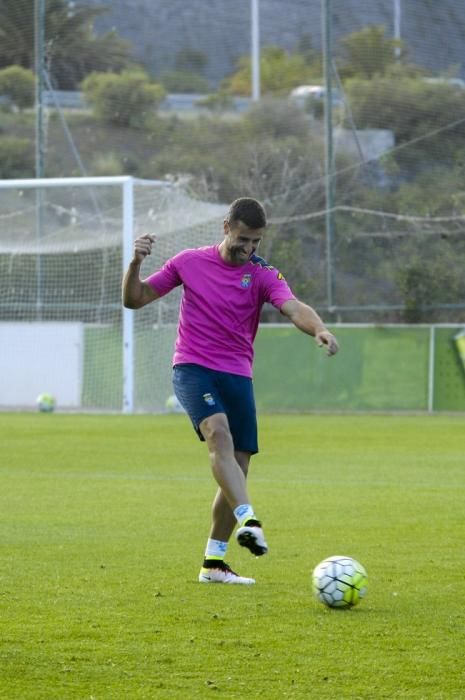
[316,330,339,357]
[133,234,156,264]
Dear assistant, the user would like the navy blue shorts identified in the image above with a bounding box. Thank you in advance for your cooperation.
[172,363,258,454]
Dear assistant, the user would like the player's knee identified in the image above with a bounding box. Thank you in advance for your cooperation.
[202,415,233,456]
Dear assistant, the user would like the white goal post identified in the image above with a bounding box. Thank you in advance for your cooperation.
[0,176,226,412]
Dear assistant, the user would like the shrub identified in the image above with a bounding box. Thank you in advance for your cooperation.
[81,70,166,127]
[396,244,465,322]
[0,137,34,178]
[195,92,234,112]
[224,46,318,96]
[159,70,210,94]
[345,76,465,169]
[91,152,124,176]
[0,66,35,110]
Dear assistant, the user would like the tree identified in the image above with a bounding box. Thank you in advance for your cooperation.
[158,70,210,94]
[396,245,465,322]
[0,136,34,177]
[0,0,131,89]
[175,49,208,76]
[294,33,318,66]
[345,76,465,171]
[338,25,403,79]
[0,65,34,108]
[159,48,210,93]
[224,46,320,96]
[81,70,165,128]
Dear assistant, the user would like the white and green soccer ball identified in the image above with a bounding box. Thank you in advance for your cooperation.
[312,555,368,609]
[36,393,56,413]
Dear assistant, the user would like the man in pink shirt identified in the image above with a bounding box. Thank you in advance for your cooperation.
[123,197,338,584]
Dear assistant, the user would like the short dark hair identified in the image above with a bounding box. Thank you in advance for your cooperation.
[227,197,267,229]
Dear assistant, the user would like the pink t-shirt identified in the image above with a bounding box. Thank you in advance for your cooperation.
[145,244,295,377]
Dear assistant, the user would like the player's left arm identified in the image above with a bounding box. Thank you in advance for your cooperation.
[280,299,339,356]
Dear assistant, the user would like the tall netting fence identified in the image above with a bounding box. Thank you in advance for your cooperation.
[1,1,464,320]
[267,207,465,323]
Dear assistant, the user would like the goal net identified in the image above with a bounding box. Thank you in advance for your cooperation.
[0,176,225,412]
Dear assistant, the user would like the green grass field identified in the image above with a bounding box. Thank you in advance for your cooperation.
[1,413,464,699]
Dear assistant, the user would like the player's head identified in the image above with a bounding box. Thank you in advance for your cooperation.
[222,198,266,265]
[226,197,267,230]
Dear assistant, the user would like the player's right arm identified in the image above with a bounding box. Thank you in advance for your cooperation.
[122,234,161,309]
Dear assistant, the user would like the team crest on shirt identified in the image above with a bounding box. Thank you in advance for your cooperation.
[240,273,252,288]
[277,272,286,281]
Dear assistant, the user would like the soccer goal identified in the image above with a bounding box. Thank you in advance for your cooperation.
[0,176,226,412]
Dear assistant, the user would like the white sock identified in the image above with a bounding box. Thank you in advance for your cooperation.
[233,503,256,526]
[204,538,228,560]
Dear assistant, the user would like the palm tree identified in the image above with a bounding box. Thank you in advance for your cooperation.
[0,0,132,88]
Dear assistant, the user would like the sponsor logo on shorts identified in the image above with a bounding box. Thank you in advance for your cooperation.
[203,393,216,406]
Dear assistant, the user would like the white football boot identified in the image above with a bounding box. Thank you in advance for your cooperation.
[236,519,268,556]
[198,561,255,584]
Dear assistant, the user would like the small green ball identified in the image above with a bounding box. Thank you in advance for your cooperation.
[36,393,56,413]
